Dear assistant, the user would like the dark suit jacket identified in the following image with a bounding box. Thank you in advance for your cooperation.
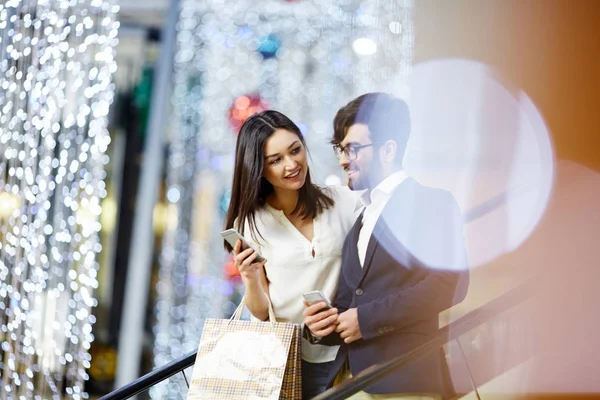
[319,177,469,395]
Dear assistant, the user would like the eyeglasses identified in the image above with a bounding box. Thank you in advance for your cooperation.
[332,143,379,161]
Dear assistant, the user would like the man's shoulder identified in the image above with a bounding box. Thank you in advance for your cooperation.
[383,178,463,238]
[391,178,456,209]
[381,179,467,270]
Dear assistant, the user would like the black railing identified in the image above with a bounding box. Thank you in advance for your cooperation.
[99,351,196,400]
[100,280,534,400]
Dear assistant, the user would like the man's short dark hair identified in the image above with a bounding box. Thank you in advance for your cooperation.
[331,92,411,160]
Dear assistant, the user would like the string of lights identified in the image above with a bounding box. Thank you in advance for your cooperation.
[0,0,119,397]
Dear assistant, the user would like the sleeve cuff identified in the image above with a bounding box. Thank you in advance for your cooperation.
[303,324,323,344]
[357,303,397,340]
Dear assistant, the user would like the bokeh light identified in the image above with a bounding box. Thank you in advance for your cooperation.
[383,58,556,271]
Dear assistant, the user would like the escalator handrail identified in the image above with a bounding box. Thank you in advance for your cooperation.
[100,280,534,400]
[98,351,196,400]
[314,279,533,399]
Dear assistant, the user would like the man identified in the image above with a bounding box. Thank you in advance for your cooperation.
[304,93,469,399]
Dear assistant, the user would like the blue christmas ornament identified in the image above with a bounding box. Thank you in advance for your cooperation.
[257,34,281,59]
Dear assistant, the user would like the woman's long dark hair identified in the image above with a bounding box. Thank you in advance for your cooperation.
[224,110,334,251]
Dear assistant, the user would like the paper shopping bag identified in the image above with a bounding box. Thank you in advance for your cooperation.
[187,298,302,399]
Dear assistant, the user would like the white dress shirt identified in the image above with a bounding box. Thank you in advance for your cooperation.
[240,185,359,363]
[357,170,408,267]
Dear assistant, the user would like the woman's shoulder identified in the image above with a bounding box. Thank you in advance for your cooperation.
[233,208,271,233]
[319,185,360,215]
[233,208,273,246]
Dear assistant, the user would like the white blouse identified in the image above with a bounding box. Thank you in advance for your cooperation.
[240,185,358,363]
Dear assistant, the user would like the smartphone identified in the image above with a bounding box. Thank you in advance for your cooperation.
[302,290,332,309]
[221,228,266,263]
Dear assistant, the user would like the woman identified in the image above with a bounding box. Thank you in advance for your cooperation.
[224,110,357,399]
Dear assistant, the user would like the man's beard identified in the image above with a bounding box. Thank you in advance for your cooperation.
[348,174,367,191]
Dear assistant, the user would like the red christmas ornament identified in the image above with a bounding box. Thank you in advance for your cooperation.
[228,94,269,133]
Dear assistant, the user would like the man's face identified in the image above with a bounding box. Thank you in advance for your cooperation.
[337,123,378,191]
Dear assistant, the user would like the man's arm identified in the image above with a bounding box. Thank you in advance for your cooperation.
[356,190,469,340]
[356,269,467,340]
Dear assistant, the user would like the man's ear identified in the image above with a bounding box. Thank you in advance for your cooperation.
[379,140,397,163]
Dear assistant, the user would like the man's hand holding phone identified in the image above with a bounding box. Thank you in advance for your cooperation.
[233,239,266,282]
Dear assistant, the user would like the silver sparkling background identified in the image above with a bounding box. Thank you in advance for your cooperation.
[151,0,413,398]
[0,0,119,398]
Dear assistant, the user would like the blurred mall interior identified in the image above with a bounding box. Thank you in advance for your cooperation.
[0,0,599,399]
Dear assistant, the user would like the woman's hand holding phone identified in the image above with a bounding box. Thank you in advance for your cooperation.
[303,300,339,339]
[233,239,266,281]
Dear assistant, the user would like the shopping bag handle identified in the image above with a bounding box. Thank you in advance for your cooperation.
[230,295,277,323]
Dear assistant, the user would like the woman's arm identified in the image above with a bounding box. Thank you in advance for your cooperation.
[233,240,271,321]
[241,265,271,321]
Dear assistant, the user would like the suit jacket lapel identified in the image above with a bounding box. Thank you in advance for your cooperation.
[344,212,364,285]
[359,179,413,279]
[362,179,415,277]
[360,216,389,281]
